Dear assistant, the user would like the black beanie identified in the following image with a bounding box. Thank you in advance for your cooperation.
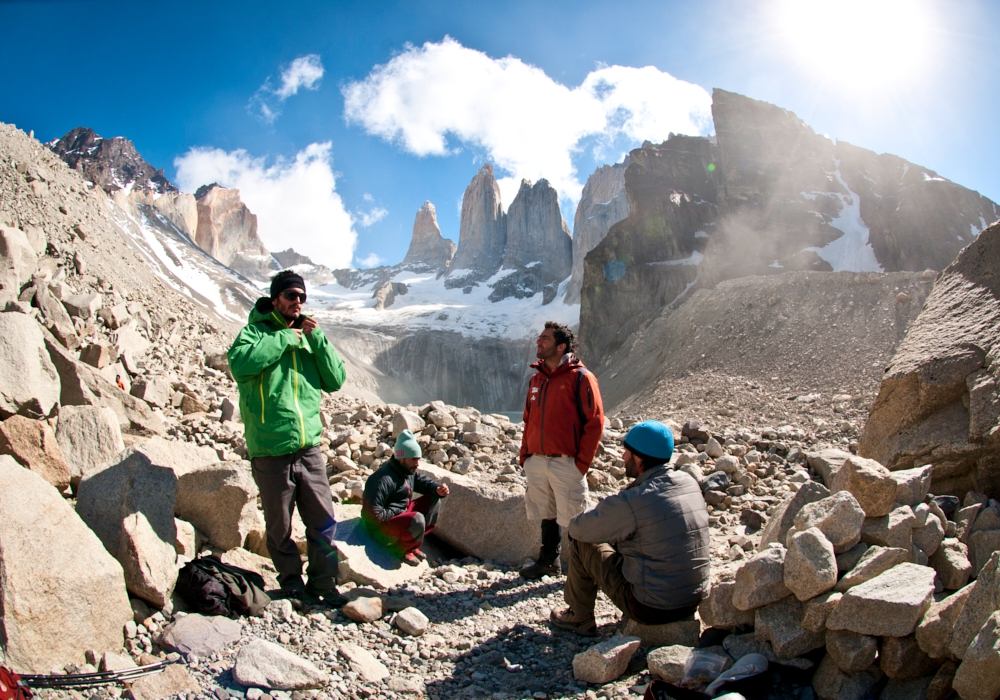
[270,271,306,298]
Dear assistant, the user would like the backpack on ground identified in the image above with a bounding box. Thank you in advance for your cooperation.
[0,667,32,700]
[175,555,270,618]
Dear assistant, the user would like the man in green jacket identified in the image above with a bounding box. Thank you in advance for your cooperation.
[228,270,347,606]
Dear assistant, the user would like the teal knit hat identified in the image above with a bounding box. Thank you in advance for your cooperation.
[624,420,675,462]
[394,430,422,459]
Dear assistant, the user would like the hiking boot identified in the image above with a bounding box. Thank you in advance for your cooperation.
[519,559,559,579]
[305,585,348,608]
[412,548,427,562]
[402,552,420,566]
[549,607,598,637]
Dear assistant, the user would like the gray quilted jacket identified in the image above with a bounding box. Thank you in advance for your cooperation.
[568,464,711,610]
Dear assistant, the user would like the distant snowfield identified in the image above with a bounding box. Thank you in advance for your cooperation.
[308,268,580,340]
[803,167,884,273]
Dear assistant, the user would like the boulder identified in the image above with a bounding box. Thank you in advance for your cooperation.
[949,551,1000,659]
[80,343,114,369]
[331,504,429,588]
[754,597,826,659]
[759,481,830,548]
[952,611,1000,700]
[806,448,852,487]
[343,597,384,623]
[927,661,959,700]
[0,456,132,673]
[968,528,1000,576]
[825,629,877,672]
[0,414,70,490]
[880,634,939,681]
[55,405,125,487]
[234,639,328,690]
[338,643,390,683]
[0,312,60,419]
[76,448,178,607]
[698,580,756,630]
[860,505,916,549]
[826,563,935,637]
[811,653,884,700]
[859,221,1000,499]
[792,491,865,553]
[929,538,973,590]
[158,614,242,657]
[835,542,869,573]
[125,664,200,700]
[619,618,701,648]
[426,409,456,429]
[912,514,946,558]
[172,460,258,551]
[0,226,38,304]
[63,292,102,319]
[890,465,933,507]
[801,591,842,632]
[835,546,910,592]
[831,456,898,518]
[732,545,791,610]
[416,464,542,565]
[130,377,171,408]
[572,636,641,685]
[916,583,973,659]
[391,411,425,439]
[394,606,430,636]
[783,527,837,601]
[219,548,279,591]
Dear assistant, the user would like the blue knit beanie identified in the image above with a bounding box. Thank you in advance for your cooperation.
[623,420,675,461]
[394,430,422,459]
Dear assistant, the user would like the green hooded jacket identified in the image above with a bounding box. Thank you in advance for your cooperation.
[228,298,346,458]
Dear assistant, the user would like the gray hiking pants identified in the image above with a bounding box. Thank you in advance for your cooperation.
[250,446,339,591]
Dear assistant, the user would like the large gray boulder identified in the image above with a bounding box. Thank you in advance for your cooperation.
[0,414,71,490]
[860,221,1000,498]
[784,527,837,601]
[0,226,38,304]
[173,460,258,551]
[759,481,830,548]
[417,464,542,565]
[733,545,791,611]
[826,563,935,637]
[55,405,125,486]
[0,312,60,419]
[76,448,178,607]
[0,455,132,672]
[830,456,898,518]
[792,491,865,553]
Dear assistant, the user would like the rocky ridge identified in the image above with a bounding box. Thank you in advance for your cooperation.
[48,127,177,196]
[581,89,1000,364]
[402,201,455,271]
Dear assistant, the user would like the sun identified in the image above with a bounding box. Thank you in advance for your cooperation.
[775,0,935,90]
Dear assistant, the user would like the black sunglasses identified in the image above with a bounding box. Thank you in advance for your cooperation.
[280,290,307,303]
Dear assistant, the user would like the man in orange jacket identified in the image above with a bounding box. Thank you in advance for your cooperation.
[519,321,605,579]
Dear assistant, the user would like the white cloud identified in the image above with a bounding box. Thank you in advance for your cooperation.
[343,38,712,207]
[174,142,357,269]
[356,252,384,267]
[357,206,388,227]
[251,54,325,123]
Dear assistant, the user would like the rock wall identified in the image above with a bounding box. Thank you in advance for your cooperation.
[860,221,1000,498]
[402,201,455,270]
[194,184,274,281]
[446,164,506,287]
[564,160,629,305]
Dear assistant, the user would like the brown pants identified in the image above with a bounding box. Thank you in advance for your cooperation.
[564,539,699,625]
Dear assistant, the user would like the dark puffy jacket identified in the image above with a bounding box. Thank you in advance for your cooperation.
[568,465,710,610]
[362,458,441,524]
[519,354,604,474]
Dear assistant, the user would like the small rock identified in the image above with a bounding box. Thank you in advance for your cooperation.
[801,591,842,633]
[233,639,328,690]
[889,465,932,507]
[342,596,383,623]
[125,664,200,700]
[929,538,972,590]
[951,610,1000,700]
[825,629,877,672]
[811,653,883,700]
[830,456,897,518]
[793,491,865,553]
[754,597,826,659]
[826,563,935,637]
[915,583,973,659]
[158,614,242,657]
[949,551,1000,660]
[338,643,390,683]
[783,527,837,601]
[879,634,938,680]
[860,505,915,550]
[572,636,641,684]
[732,545,791,611]
[394,607,429,636]
[698,581,755,630]
[835,546,910,592]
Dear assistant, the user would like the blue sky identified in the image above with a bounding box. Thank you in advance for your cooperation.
[2,0,997,270]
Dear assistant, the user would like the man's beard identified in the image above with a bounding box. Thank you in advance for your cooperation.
[624,453,641,480]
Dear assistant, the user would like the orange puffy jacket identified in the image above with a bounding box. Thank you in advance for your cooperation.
[519,354,605,474]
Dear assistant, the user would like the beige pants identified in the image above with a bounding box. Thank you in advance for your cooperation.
[523,454,589,527]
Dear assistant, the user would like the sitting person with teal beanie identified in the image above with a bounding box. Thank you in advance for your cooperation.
[361,430,450,565]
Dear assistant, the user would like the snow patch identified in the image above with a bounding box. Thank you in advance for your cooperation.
[922,172,946,182]
[647,251,703,267]
[802,165,883,273]
[694,230,709,239]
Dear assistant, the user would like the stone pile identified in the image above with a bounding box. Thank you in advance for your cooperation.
[682,452,1000,700]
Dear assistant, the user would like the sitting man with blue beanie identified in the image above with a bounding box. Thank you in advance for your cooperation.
[361,430,450,566]
[550,420,710,636]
